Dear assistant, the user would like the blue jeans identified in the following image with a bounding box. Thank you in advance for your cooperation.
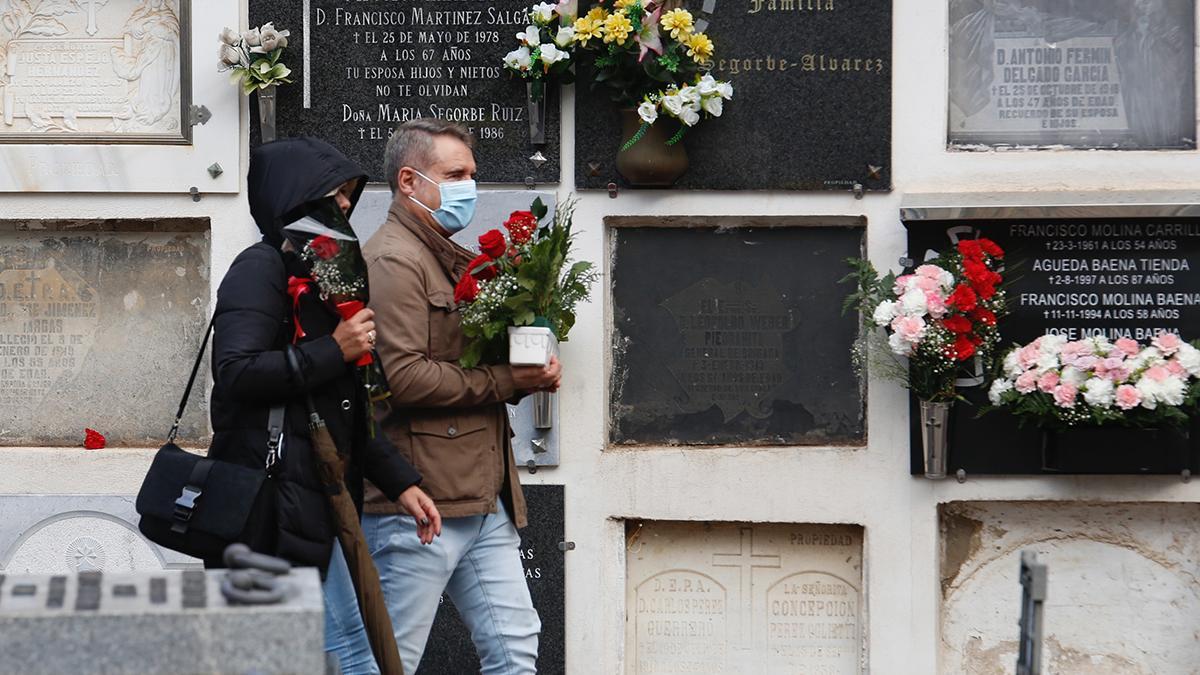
[324,539,380,675]
[364,501,540,674]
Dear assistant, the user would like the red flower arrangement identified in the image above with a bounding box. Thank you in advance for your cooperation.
[84,428,106,450]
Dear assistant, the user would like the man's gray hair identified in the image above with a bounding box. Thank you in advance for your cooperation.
[383,119,476,194]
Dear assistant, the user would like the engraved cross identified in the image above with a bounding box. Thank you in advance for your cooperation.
[81,0,108,37]
[712,528,780,642]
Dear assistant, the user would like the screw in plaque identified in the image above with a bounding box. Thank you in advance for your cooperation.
[866,164,884,181]
[587,162,602,178]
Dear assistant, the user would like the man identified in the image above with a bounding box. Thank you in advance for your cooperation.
[362,118,560,674]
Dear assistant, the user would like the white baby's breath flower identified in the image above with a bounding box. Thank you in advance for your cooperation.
[637,100,658,124]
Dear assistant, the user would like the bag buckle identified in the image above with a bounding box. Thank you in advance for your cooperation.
[171,486,202,533]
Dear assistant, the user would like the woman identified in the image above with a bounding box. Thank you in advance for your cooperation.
[210,137,441,674]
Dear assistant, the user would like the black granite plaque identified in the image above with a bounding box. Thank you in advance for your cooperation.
[574,0,891,191]
[903,217,1200,475]
[610,219,865,445]
[249,0,560,184]
[416,484,565,674]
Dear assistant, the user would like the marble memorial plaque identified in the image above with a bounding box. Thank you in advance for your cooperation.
[0,0,190,143]
[948,0,1195,150]
[626,521,864,675]
[574,0,891,191]
[941,501,1200,673]
[610,219,865,446]
[0,495,200,573]
[249,0,560,184]
[0,221,209,446]
[416,484,565,674]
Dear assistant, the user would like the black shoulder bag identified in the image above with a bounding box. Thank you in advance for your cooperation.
[136,318,284,561]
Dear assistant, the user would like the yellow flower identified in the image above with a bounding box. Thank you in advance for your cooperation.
[659,9,694,39]
[684,32,713,62]
[574,16,602,45]
[603,12,633,44]
[613,0,637,8]
[584,6,609,22]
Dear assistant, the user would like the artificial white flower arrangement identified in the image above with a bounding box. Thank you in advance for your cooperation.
[218,23,292,95]
[502,0,579,102]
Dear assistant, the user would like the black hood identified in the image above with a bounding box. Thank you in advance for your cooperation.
[248,138,367,247]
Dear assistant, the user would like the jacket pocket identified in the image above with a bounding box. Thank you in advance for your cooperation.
[426,289,463,361]
[408,412,488,502]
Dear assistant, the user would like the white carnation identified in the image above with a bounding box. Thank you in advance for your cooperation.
[888,332,911,356]
[872,300,898,327]
[1034,353,1059,374]
[1082,378,1114,408]
[1002,350,1023,378]
[899,288,928,316]
[1040,334,1068,353]
[988,378,1014,405]
[1177,343,1200,376]
[1061,366,1087,388]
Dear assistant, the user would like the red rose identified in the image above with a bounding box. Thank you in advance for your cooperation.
[970,308,997,326]
[467,253,497,280]
[309,235,340,260]
[951,335,977,361]
[504,211,538,244]
[947,284,978,312]
[979,238,1004,258]
[453,272,479,304]
[84,428,106,450]
[479,229,507,259]
[942,315,973,334]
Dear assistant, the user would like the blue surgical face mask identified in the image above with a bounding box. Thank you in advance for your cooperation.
[409,169,477,233]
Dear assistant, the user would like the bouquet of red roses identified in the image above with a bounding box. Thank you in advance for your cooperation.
[454,198,598,368]
[285,200,390,413]
[843,237,1007,402]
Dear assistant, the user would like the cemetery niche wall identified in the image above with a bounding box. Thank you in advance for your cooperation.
[609,217,865,446]
[948,0,1195,150]
[248,0,560,184]
[574,0,892,191]
[902,196,1200,475]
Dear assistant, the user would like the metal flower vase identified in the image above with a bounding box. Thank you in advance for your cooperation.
[615,109,688,187]
[920,400,952,479]
[257,84,278,143]
[527,82,547,145]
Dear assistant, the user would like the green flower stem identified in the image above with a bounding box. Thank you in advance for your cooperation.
[620,122,651,152]
[665,125,688,146]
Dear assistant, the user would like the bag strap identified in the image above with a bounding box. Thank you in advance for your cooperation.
[265,405,285,474]
[168,317,216,443]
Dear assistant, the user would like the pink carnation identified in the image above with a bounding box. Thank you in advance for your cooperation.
[925,291,947,318]
[893,275,913,295]
[1115,338,1140,356]
[1017,344,1041,369]
[1144,365,1170,382]
[1015,372,1038,393]
[1053,383,1078,408]
[890,315,927,344]
[1167,360,1187,377]
[1115,384,1142,410]
[1037,371,1060,393]
[915,264,944,279]
[1153,333,1183,356]
[912,276,940,292]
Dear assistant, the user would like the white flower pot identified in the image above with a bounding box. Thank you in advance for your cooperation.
[508,326,557,366]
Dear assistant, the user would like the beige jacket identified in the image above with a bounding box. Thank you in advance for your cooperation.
[362,203,526,527]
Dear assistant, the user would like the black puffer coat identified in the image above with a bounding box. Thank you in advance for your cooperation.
[208,138,420,573]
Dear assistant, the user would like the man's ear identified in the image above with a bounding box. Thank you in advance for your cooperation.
[396,167,419,196]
